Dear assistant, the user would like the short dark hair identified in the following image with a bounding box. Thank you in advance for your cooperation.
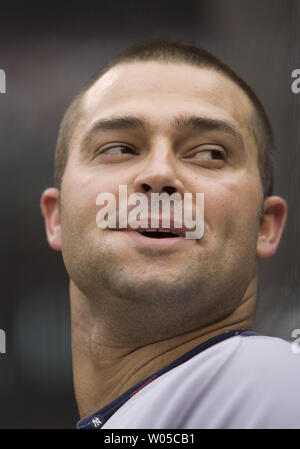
[54,38,274,198]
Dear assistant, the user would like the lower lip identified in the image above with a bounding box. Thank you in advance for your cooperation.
[118,230,189,248]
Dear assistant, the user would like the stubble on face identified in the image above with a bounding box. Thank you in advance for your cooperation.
[59,61,263,341]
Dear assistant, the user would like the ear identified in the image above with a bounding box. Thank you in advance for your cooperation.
[40,188,62,251]
[256,195,287,259]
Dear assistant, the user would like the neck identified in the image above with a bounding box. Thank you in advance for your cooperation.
[70,278,257,419]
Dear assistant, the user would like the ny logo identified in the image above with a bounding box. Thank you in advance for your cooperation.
[92,417,102,427]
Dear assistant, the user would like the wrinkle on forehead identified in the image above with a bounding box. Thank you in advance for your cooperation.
[84,62,251,114]
[80,61,258,158]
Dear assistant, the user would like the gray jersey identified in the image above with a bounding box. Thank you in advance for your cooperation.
[78,330,300,429]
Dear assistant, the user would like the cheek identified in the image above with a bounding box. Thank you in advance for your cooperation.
[195,174,262,239]
[61,163,128,233]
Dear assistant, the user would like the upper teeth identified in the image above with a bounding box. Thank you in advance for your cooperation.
[138,229,180,237]
[141,229,174,232]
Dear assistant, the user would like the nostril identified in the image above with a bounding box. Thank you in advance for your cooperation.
[163,186,176,195]
[141,184,176,194]
[142,183,151,192]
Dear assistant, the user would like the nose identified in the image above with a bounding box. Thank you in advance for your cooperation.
[132,143,185,196]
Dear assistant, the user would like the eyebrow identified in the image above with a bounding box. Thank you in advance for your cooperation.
[80,113,245,151]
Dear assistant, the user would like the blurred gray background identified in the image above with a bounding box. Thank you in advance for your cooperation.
[0,0,299,429]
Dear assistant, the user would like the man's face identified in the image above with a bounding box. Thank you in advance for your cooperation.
[58,61,264,338]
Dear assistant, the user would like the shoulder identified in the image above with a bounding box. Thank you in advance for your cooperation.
[191,333,300,389]
[176,332,300,379]
[231,333,299,373]
[103,334,300,428]
[164,334,300,427]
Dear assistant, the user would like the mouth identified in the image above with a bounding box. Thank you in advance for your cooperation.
[116,226,189,250]
[137,229,182,239]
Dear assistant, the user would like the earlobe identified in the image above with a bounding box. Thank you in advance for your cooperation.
[40,188,62,251]
[256,196,287,259]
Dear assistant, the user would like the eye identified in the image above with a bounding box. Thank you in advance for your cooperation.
[193,149,225,160]
[98,144,136,155]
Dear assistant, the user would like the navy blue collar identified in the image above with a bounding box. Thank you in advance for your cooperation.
[77,328,259,429]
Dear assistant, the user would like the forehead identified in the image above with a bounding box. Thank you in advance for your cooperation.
[79,61,255,146]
